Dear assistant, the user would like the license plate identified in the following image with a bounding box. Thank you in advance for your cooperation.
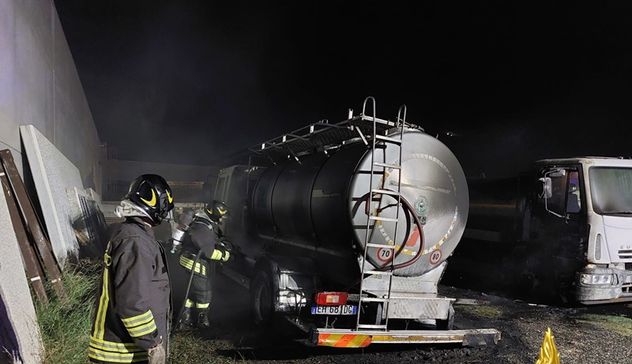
[311,305,357,315]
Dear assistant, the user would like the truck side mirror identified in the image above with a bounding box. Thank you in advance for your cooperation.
[538,171,568,220]
[539,177,552,199]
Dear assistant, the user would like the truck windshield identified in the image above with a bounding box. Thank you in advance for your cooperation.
[590,167,632,215]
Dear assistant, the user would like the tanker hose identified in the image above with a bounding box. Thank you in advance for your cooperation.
[174,250,202,331]
[373,194,425,270]
[351,191,421,270]
[387,196,425,270]
[375,197,412,269]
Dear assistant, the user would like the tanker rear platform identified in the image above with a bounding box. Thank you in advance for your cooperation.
[168,266,632,364]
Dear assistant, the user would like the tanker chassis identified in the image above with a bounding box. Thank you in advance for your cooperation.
[214,99,500,348]
[444,157,632,305]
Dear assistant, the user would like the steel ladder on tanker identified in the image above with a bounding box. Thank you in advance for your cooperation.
[355,97,406,331]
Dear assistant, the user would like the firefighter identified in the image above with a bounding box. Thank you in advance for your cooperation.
[176,200,231,330]
[88,174,174,364]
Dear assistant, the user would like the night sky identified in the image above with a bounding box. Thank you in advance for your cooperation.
[55,1,632,177]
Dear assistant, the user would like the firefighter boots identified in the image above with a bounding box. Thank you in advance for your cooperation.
[176,307,196,331]
[197,309,211,329]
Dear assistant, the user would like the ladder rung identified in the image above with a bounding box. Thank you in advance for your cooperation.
[359,115,392,125]
[375,135,402,144]
[371,189,400,196]
[373,162,401,169]
[363,270,393,275]
[357,324,388,329]
[361,297,391,303]
[366,243,396,249]
[369,216,398,222]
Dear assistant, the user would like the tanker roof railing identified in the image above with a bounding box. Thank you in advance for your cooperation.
[249,99,419,164]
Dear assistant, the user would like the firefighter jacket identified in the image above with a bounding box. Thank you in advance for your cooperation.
[179,214,229,277]
[89,218,171,364]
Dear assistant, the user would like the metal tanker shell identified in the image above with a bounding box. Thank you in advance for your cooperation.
[246,126,467,284]
[349,128,469,277]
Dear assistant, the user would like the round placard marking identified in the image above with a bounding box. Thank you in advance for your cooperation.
[429,249,442,265]
[376,248,393,262]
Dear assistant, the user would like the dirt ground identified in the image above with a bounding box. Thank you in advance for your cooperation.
[167,254,632,364]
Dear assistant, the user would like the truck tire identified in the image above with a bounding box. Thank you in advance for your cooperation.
[436,306,455,330]
[250,270,274,326]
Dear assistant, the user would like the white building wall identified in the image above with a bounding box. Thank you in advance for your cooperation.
[0,0,101,191]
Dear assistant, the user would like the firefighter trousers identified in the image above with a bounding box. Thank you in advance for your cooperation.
[179,253,214,309]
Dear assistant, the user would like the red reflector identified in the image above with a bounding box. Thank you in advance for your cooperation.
[315,292,348,306]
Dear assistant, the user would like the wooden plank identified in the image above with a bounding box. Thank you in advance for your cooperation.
[0,150,66,300]
[0,168,48,304]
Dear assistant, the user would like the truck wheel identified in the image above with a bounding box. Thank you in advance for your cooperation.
[436,306,455,330]
[374,303,383,325]
[251,270,274,326]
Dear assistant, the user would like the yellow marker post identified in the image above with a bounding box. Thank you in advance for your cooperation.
[535,327,561,364]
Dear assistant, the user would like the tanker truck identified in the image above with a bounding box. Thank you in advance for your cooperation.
[212,98,500,347]
[442,157,632,305]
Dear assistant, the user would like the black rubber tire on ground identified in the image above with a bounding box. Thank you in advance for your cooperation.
[548,268,576,305]
[374,303,383,325]
[250,270,274,326]
[436,306,455,330]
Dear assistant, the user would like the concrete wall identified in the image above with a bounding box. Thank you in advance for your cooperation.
[0,0,101,191]
[102,159,218,202]
[0,176,43,363]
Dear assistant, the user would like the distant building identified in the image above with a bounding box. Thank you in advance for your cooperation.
[101,158,218,203]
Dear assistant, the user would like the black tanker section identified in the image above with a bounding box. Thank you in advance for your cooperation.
[465,177,531,243]
[252,145,366,250]
[443,171,587,303]
[442,175,539,295]
[248,145,368,288]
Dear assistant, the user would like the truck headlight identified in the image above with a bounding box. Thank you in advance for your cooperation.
[580,273,614,285]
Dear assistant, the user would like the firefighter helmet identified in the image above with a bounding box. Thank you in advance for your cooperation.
[125,174,174,224]
[205,200,229,222]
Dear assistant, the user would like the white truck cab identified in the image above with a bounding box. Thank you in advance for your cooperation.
[569,157,632,303]
[445,156,632,305]
[537,157,632,303]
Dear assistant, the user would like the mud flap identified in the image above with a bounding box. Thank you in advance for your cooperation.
[463,332,500,347]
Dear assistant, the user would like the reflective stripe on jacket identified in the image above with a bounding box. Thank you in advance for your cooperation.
[89,218,170,364]
[179,253,208,276]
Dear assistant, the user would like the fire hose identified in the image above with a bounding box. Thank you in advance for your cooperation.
[174,250,202,331]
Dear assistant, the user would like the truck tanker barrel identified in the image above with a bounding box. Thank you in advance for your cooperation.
[463,177,531,243]
[442,177,533,295]
[214,99,500,347]
[248,125,469,282]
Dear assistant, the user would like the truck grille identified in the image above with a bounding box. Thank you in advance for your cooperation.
[619,249,632,260]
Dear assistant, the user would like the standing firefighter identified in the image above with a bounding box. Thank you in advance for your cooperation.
[89,174,174,364]
[176,200,231,330]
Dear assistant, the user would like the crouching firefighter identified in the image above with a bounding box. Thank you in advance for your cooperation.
[175,200,231,330]
[89,174,174,364]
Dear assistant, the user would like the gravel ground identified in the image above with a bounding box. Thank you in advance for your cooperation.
[443,286,632,364]
[168,259,632,364]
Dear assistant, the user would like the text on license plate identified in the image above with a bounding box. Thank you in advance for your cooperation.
[311,305,358,315]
